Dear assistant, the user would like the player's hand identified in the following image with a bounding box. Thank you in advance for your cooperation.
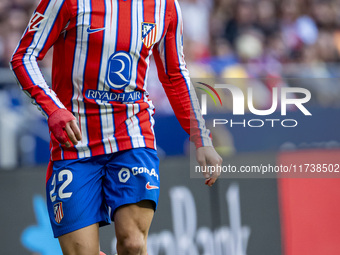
[48,109,82,148]
[196,146,223,187]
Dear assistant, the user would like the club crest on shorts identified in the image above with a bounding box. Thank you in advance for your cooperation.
[142,22,157,48]
[54,202,64,224]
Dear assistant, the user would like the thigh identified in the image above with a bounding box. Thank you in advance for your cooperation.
[114,200,155,238]
[46,156,111,238]
[114,200,154,254]
[58,223,100,255]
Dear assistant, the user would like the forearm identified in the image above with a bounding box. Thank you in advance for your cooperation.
[162,76,213,148]
[10,58,65,118]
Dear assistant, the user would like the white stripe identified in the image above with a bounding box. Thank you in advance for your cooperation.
[128,0,144,92]
[124,0,145,147]
[125,104,143,148]
[142,48,157,149]
[143,0,157,147]
[49,131,54,161]
[144,94,157,149]
[147,30,151,47]
[59,144,64,160]
[71,0,91,157]
[156,37,166,71]
[97,0,115,153]
[150,29,155,46]
[132,104,145,147]
[106,0,119,152]
[143,49,154,92]
[97,0,111,92]
[97,0,119,153]
[126,0,138,92]
[154,0,161,42]
[154,0,167,73]
[141,22,157,146]
[157,0,166,42]
[149,28,155,46]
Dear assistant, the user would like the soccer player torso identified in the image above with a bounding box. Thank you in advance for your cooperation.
[50,0,171,160]
[12,0,212,161]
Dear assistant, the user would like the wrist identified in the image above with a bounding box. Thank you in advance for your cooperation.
[48,108,75,129]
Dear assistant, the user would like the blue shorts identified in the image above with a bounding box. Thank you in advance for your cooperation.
[46,148,160,238]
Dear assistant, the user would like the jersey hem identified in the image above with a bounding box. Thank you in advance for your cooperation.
[50,141,156,161]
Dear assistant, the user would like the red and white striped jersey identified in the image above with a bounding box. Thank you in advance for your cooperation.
[10,0,212,161]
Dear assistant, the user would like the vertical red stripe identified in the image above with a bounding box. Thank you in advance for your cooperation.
[81,0,106,156]
[136,0,157,149]
[46,161,54,183]
[113,0,132,150]
[51,137,62,161]
[136,1,155,90]
[51,0,79,160]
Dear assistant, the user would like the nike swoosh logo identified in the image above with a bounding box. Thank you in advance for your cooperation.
[146,182,159,190]
[87,27,106,34]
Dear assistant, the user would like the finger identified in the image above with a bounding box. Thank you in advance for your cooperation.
[211,164,222,178]
[203,171,210,179]
[69,120,82,141]
[206,177,217,187]
[205,161,221,186]
[197,155,210,179]
[65,141,71,148]
[198,159,210,179]
[202,167,210,179]
[65,123,78,145]
[53,128,69,144]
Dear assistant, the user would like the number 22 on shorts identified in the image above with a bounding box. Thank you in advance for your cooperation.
[50,169,73,202]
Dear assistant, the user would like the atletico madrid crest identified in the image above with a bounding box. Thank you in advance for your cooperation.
[54,202,64,224]
[28,12,46,32]
[142,22,157,48]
